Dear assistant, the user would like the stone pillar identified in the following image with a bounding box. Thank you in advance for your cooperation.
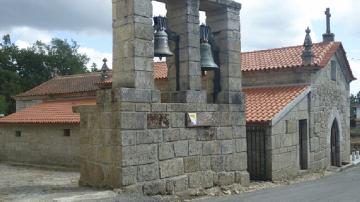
[112,0,160,103]
[206,3,242,104]
[166,0,206,103]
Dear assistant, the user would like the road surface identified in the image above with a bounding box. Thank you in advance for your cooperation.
[197,165,360,202]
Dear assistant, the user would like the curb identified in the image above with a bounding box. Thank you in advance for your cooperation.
[53,191,118,202]
[337,161,360,172]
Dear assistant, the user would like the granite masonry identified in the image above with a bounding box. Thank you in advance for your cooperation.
[75,0,249,194]
[242,44,352,180]
[0,124,79,167]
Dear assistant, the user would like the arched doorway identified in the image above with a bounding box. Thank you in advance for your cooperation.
[331,119,341,167]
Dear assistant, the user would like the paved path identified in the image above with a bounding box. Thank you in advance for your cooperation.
[0,163,98,201]
[0,163,168,202]
[197,165,360,202]
[1,162,359,202]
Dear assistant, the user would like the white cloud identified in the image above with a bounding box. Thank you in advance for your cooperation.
[350,59,360,94]
[0,0,111,34]
[0,0,358,86]
[78,47,112,70]
[11,27,52,45]
[238,0,358,50]
[153,1,166,16]
[14,40,31,49]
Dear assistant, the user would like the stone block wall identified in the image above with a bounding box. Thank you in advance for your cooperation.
[15,99,43,112]
[77,0,247,194]
[270,96,309,180]
[242,69,311,88]
[243,53,351,172]
[76,89,248,194]
[308,55,351,169]
[0,124,79,167]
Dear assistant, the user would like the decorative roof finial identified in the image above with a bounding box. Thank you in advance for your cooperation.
[323,8,335,42]
[101,58,109,81]
[302,27,314,66]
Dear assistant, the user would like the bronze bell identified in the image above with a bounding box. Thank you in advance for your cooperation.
[154,29,173,59]
[200,41,219,71]
[200,24,219,71]
[153,16,173,60]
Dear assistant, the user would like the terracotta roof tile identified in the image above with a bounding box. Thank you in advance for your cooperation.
[3,86,309,125]
[16,42,353,98]
[242,42,339,71]
[16,73,102,97]
[0,99,96,124]
[244,85,309,124]
[154,62,168,79]
[17,62,168,97]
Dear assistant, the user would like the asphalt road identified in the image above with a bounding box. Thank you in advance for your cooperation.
[197,165,360,202]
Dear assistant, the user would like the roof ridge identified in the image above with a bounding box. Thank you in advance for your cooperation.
[43,98,96,104]
[55,72,101,79]
[16,77,58,97]
[243,84,308,90]
[241,41,336,55]
[53,62,166,79]
[316,41,336,59]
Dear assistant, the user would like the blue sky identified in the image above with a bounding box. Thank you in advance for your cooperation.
[0,0,359,94]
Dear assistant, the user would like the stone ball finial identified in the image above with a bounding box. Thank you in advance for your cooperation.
[101,58,109,81]
[304,27,313,47]
[101,58,109,71]
[302,27,314,66]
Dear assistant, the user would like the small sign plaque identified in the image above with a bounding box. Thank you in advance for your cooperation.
[188,113,197,125]
[186,112,215,128]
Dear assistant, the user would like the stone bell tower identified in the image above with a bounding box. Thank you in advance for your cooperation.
[75,0,248,195]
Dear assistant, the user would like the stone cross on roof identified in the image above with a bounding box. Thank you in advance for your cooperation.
[325,8,331,34]
[323,8,335,42]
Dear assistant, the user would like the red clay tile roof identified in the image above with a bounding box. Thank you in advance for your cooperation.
[244,85,309,124]
[16,42,354,98]
[154,62,168,79]
[16,73,102,97]
[0,99,96,124]
[242,42,351,73]
[3,86,309,125]
[16,62,168,98]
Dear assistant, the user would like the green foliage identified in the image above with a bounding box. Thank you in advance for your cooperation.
[90,63,99,72]
[350,94,360,127]
[0,96,8,114]
[46,38,89,76]
[0,35,89,115]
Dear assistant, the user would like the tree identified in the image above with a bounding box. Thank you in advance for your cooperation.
[90,63,98,72]
[0,96,8,114]
[0,35,90,114]
[0,35,22,113]
[350,93,360,128]
[46,39,89,76]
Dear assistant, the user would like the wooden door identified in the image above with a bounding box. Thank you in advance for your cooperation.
[247,126,267,180]
[331,120,341,167]
[299,120,308,169]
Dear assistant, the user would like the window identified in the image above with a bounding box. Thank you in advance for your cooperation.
[63,129,71,137]
[331,60,336,81]
[285,120,289,133]
[15,131,21,137]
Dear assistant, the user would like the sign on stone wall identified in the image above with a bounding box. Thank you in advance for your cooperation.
[186,112,215,127]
